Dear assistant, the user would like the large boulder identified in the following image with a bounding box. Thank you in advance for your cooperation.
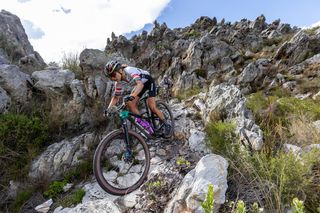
[165,154,228,213]
[31,67,75,93]
[29,132,96,180]
[0,64,32,103]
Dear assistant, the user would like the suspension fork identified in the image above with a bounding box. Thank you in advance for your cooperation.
[121,117,131,150]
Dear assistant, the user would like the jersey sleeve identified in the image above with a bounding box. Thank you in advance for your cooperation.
[125,67,142,82]
[113,82,123,97]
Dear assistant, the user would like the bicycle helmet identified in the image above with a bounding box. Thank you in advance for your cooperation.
[104,60,121,77]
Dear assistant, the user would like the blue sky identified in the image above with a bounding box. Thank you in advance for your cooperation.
[157,0,320,29]
[1,0,320,63]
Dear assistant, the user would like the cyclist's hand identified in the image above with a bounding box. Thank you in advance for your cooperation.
[103,108,113,117]
[104,106,117,117]
[124,95,135,103]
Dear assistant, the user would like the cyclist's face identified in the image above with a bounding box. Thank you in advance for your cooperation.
[111,71,121,81]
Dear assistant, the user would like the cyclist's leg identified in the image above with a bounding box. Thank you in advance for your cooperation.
[127,96,140,115]
[147,83,172,136]
[146,78,164,120]
[147,97,164,120]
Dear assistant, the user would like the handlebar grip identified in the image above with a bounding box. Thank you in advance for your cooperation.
[124,95,135,102]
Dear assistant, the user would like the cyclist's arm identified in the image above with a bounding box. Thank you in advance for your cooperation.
[107,96,120,108]
[108,82,122,108]
[131,80,144,97]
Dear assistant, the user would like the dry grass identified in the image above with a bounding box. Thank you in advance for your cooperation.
[48,96,83,134]
[288,115,320,146]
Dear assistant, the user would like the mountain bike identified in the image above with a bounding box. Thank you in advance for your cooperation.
[93,95,174,195]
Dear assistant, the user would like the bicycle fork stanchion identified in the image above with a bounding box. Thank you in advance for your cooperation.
[120,110,133,162]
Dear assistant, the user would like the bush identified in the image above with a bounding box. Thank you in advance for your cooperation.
[226,149,320,212]
[246,92,320,153]
[61,52,84,79]
[205,120,236,156]
[43,181,66,198]
[0,113,49,184]
[57,188,85,207]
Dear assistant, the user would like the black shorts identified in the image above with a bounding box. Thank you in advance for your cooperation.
[137,75,157,98]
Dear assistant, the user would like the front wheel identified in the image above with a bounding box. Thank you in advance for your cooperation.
[93,129,150,195]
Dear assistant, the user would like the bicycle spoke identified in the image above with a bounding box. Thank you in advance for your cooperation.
[97,132,149,191]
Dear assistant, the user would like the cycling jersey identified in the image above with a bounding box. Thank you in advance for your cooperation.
[113,66,156,97]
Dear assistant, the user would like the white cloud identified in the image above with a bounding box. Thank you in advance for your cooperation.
[0,0,170,63]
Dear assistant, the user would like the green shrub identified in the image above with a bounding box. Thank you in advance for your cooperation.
[44,181,66,198]
[226,149,320,212]
[0,113,49,183]
[12,188,34,213]
[201,184,215,213]
[292,197,305,213]
[277,97,320,120]
[252,202,261,213]
[246,92,320,154]
[57,188,85,207]
[236,200,246,213]
[205,121,236,156]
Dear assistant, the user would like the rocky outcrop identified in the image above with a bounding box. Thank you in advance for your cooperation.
[275,30,320,66]
[29,132,96,180]
[202,83,264,150]
[0,64,32,103]
[0,10,46,72]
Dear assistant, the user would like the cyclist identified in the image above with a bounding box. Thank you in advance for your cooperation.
[104,60,172,136]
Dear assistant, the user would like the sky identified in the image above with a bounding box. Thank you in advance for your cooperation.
[1,0,320,64]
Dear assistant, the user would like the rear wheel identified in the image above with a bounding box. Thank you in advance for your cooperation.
[93,129,150,195]
[153,100,175,138]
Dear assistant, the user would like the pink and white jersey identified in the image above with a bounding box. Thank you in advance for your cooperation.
[113,66,150,96]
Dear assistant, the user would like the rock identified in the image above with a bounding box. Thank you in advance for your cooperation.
[204,83,264,150]
[55,198,121,213]
[0,86,11,113]
[165,154,228,213]
[29,132,95,180]
[0,10,45,69]
[32,67,75,93]
[283,143,302,157]
[0,64,32,103]
[34,199,53,213]
[82,182,118,203]
[188,129,210,154]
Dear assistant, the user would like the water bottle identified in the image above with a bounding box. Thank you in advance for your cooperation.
[135,118,154,134]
